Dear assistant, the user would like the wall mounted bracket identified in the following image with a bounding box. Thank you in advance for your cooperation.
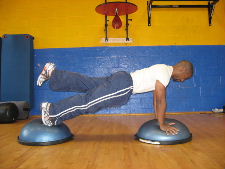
[96,0,137,42]
[147,0,219,26]
[104,11,133,42]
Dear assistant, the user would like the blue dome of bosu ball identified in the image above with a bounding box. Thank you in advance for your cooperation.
[135,118,192,145]
[18,118,73,146]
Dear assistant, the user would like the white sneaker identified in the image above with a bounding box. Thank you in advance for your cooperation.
[37,63,56,86]
[41,102,54,126]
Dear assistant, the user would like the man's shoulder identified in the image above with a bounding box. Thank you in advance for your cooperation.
[150,64,170,71]
[152,64,169,68]
[132,64,170,74]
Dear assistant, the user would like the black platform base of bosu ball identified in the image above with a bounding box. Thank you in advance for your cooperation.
[135,118,192,145]
[18,119,73,146]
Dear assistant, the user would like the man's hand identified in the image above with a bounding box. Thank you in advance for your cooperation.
[159,123,179,135]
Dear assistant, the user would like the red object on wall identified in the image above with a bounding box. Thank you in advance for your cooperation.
[96,2,137,29]
[112,8,122,29]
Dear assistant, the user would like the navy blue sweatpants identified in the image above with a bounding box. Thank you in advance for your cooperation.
[48,69,133,125]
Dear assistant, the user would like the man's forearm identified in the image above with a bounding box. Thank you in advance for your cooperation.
[153,93,157,118]
[155,100,179,135]
[153,80,167,126]
[155,100,167,125]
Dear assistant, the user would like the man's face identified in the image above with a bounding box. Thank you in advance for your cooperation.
[172,73,192,82]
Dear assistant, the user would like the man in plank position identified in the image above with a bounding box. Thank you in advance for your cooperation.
[37,60,193,135]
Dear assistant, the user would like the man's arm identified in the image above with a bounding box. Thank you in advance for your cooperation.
[153,80,179,135]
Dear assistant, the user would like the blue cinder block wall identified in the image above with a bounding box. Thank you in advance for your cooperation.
[32,45,225,115]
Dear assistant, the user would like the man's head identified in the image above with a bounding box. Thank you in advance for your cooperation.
[172,60,194,82]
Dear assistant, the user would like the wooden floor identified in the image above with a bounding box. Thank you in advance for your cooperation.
[0,113,225,169]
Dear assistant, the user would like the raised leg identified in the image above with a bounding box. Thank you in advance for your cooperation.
[49,69,108,92]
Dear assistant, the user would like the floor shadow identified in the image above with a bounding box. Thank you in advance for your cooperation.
[73,134,137,142]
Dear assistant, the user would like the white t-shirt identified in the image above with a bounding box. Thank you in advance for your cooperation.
[130,64,173,94]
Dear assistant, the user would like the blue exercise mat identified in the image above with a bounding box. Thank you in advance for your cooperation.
[0,34,34,106]
[0,37,1,95]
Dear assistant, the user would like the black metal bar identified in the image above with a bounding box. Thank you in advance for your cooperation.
[125,0,129,41]
[126,14,129,41]
[208,1,216,26]
[208,2,212,26]
[104,0,108,41]
[147,0,153,26]
[147,1,149,26]
[152,5,209,8]
[105,15,108,42]
[209,0,218,25]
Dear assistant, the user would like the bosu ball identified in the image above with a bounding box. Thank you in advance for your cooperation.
[18,118,73,146]
[135,118,192,145]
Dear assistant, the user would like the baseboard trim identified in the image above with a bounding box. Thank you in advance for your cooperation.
[31,111,213,118]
